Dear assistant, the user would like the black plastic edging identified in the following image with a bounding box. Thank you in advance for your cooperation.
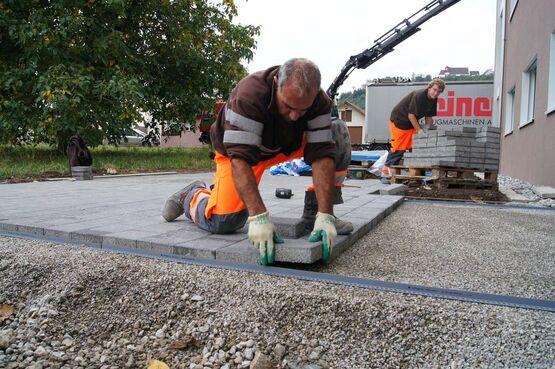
[1,230,554,313]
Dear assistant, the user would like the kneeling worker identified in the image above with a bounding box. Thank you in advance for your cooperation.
[382,78,445,182]
[162,58,353,265]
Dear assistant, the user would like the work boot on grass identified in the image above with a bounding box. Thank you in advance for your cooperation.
[302,190,353,235]
[162,180,206,222]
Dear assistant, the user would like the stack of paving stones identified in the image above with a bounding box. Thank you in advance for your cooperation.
[70,166,93,180]
[403,126,501,171]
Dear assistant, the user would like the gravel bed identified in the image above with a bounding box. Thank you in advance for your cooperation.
[1,228,554,369]
[315,203,555,300]
[498,174,555,207]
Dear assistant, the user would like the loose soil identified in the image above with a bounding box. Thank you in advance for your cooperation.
[404,186,510,203]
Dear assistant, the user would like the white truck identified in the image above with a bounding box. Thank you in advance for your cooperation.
[362,80,494,150]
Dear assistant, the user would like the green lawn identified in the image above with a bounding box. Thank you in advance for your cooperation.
[0,144,213,181]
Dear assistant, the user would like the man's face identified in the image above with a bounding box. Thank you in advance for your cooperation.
[275,78,316,122]
[427,84,444,99]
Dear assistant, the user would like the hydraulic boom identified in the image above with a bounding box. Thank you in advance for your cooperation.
[326,0,461,102]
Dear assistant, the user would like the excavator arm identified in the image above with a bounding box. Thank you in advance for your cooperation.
[327,0,461,102]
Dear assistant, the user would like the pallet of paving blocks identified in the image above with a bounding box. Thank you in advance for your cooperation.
[403,126,501,171]
[390,126,500,188]
[390,165,498,189]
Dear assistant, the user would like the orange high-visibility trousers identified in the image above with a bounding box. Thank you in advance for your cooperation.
[186,145,307,234]
[384,121,416,170]
[186,119,352,234]
[390,121,416,152]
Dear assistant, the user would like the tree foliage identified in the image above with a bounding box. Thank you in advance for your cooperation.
[0,0,259,150]
[338,86,365,110]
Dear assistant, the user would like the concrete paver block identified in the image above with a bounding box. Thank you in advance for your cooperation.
[135,240,175,255]
[379,184,407,195]
[70,231,104,244]
[498,186,529,203]
[17,225,45,236]
[174,237,238,259]
[102,235,137,248]
[0,222,19,232]
[532,186,555,199]
[273,216,307,238]
[215,241,259,264]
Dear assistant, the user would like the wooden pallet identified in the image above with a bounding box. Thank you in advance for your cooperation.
[390,165,498,189]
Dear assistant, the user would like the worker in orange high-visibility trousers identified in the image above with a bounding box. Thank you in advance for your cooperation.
[162,58,353,265]
[381,78,445,183]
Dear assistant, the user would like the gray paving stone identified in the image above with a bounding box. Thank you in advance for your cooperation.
[70,231,104,244]
[102,235,137,248]
[43,229,72,240]
[173,237,236,259]
[379,184,407,195]
[215,241,259,264]
[17,225,45,236]
[0,222,19,232]
[140,229,208,246]
[498,186,530,203]
[273,216,307,238]
[532,186,555,199]
[0,173,402,265]
[134,240,175,255]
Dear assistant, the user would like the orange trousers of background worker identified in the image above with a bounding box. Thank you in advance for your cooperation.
[383,120,416,175]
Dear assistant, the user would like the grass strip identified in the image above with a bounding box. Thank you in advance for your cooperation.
[0,144,213,180]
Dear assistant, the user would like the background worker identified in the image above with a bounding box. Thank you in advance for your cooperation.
[162,58,352,265]
[382,78,445,182]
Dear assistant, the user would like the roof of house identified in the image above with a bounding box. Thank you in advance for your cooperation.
[341,100,365,116]
[439,66,470,75]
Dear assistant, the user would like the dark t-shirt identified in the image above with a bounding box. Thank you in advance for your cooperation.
[389,88,438,130]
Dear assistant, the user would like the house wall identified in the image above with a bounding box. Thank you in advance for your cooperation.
[340,103,365,144]
[160,131,206,148]
[498,0,555,186]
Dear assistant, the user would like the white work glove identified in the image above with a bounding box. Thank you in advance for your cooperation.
[247,211,284,265]
[308,212,337,262]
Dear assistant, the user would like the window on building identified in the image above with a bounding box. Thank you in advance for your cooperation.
[548,31,555,114]
[520,59,537,127]
[505,87,515,135]
[341,110,352,122]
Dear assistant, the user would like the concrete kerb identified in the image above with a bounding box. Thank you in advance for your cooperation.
[0,173,404,265]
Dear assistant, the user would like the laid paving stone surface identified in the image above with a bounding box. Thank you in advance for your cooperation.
[0,172,403,264]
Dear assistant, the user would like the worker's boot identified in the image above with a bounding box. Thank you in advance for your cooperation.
[162,180,207,221]
[301,189,353,235]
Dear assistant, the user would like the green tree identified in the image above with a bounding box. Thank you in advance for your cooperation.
[412,74,432,82]
[0,0,259,150]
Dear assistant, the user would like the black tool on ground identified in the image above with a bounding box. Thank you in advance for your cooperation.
[275,188,293,199]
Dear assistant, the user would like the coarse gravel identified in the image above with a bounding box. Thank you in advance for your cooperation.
[498,174,555,208]
[313,202,555,300]
[1,203,554,369]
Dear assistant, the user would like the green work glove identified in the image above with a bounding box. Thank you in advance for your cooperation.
[308,212,337,262]
[247,211,284,265]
